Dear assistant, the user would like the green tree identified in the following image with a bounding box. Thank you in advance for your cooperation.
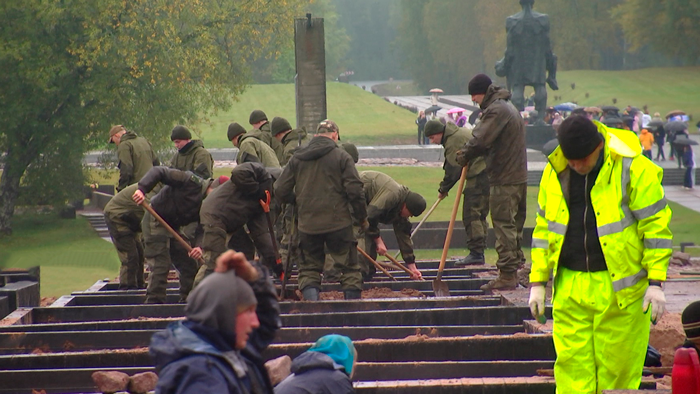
[613,0,700,64]
[0,0,304,235]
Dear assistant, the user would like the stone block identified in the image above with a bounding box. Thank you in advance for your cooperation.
[128,371,158,394]
[91,370,129,394]
[0,296,8,319]
[0,281,40,312]
[265,355,292,386]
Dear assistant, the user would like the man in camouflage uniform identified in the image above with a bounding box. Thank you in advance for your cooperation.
[425,119,490,266]
[228,122,281,168]
[271,116,310,166]
[169,125,214,179]
[356,170,426,281]
[133,167,222,303]
[275,119,368,301]
[103,184,148,289]
[108,125,159,192]
[249,109,284,162]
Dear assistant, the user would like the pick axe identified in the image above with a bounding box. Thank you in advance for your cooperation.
[259,190,285,281]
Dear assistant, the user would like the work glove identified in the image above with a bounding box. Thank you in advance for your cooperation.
[528,285,546,323]
[643,285,666,324]
[455,148,469,167]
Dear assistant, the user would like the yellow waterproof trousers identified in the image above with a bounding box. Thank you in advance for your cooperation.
[552,267,649,394]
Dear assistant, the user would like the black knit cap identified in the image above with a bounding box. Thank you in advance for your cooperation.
[557,115,603,160]
[270,117,292,137]
[227,122,246,141]
[424,120,446,137]
[405,191,426,216]
[170,125,192,141]
[341,142,359,163]
[468,74,492,96]
[249,110,267,125]
[682,300,700,343]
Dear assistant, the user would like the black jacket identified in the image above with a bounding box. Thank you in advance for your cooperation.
[138,166,209,229]
[274,351,354,394]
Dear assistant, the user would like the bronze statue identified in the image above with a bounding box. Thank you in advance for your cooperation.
[495,0,558,121]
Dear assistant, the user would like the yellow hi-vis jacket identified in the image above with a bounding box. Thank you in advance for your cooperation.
[530,122,672,309]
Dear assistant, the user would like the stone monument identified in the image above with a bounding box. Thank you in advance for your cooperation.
[495,0,558,122]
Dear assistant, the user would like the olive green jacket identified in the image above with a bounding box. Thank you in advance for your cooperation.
[439,123,486,194]
[275,136,367,234]
[237,134,281,168]
[116,131,159,191]
[249,122,285,163]
[169,140,214,179]
[360,170,417,265]
[103,184,148,233]
[280,129,310,166]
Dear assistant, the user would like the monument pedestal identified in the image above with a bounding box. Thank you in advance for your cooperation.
[525,124,556,151]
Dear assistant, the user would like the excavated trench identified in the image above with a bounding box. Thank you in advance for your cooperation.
[0,261,660,394]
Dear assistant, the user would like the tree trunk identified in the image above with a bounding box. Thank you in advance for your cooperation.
[0,150,30,236]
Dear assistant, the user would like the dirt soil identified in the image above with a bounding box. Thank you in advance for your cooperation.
[40,297,57,307]
[303,287,427,301]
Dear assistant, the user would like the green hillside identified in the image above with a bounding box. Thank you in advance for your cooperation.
[197,82,418,148]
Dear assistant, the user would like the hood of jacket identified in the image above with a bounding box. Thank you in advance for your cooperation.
[178,139,205,155]
[120,131,139,142]
[291,351,347,376]
[293,136,337,161]
[283,128,308,145]
[230,162,272,198]
[480,85,512,109]
[547,121,642,173]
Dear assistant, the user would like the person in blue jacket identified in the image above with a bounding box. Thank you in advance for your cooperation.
[150,250,281,394]
[274,334,357,394]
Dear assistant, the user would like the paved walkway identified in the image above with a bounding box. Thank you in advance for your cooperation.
[664,185,700,213]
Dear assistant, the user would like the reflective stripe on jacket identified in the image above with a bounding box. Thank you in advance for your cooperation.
[530,121,672,309]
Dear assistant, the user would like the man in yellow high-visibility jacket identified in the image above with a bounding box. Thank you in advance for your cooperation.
[529,116,672,394]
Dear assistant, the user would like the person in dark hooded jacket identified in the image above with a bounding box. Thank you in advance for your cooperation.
[150,250,280,394]
[192,162,279,285]
[274,334,356,394]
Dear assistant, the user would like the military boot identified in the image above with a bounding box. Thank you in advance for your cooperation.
[479,271,518,291]
[456,252,485,266]
[302,287,320,301]
[343,289,362,300]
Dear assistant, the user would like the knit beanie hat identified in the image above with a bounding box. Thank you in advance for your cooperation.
[468,74,492,96]
[185,270,257,348]
[405,191,426,216]
[341,142,359,163]
[557,115,603,160]
[249,110,267,125]
[308,334,356,376]
[271,117,292,137]
[682,300,700,343]
[424,120,446,137]
[227,122,247,141]
[170,125,192,141]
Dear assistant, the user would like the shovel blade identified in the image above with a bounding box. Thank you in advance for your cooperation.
[432,278,450,297]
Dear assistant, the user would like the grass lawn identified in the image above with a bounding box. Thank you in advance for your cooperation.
[0,213,119,298]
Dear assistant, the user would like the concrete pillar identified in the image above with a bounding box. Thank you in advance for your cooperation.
[294,14,326,133]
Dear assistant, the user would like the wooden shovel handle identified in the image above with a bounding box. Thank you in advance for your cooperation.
[142,202,204,265]
[357,246,397,281]
[437,166,468,281]
[383,253,424,281]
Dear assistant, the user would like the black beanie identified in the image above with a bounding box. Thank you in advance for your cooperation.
[249,110,267,125]
[271,117,292,136]
[557,115,603,160]
[405,191,426,216]
[170,125,192,141]
[341,142,359,163]
[468,74,492,96]
[227,122,246,141]
[682,300,700,343]
[424,120,446,137]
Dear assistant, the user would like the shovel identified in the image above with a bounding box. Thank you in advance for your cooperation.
[356,246,397,281]
[433,165,468,297]
[383,252,424,281]
[279,206,299,300]
[393,196,444,259]
[259,190,285,281]
[141,202,205,265]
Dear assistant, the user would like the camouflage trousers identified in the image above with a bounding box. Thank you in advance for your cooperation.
[490,183,527,273]
[462,171,490,254]
[105,214,145,290]
[298,226,362,292]
[141,212,198,304]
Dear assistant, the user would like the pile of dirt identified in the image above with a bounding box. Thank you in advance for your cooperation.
[311,287,426,301]
[649,312,686,367]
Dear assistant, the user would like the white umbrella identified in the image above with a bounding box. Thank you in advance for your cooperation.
[429,88,443,93]
[447,107,466,114]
